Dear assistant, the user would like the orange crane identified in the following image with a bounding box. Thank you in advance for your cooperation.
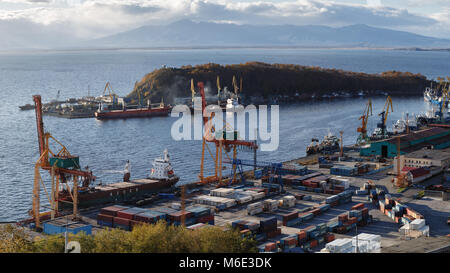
[356,98,372,144]
[196,81,258,187]
[31,95,95,229]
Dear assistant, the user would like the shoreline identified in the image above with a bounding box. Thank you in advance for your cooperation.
[1,46,450,55]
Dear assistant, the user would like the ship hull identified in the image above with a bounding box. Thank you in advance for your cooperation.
[60,176,179,208]
[95,107,171,120]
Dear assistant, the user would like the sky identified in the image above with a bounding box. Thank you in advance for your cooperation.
[0,0,449,48]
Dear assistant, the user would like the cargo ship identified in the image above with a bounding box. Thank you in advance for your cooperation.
[60,149,179,208]
[95,101,171,120]
[306,131,340,155]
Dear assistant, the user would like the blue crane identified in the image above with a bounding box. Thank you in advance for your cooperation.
[224,158,285,192]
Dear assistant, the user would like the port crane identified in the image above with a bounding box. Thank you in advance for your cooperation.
[377,96,393,138]
[191,78,196,104]
[31,95,95,229]
[217,76,221,105]
[225,158,285,192]
[102,82,118,104]
[356,98,372,145]
[195,81,258,187]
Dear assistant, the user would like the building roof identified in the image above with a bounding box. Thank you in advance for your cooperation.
[385,127,450,145]
[405,148,450,161]
[408,167,430,178]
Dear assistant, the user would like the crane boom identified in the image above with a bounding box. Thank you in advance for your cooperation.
[33,95,46,159]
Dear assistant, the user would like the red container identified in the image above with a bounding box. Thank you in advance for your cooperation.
[348,217,358,225]
[361,208,369,215]
[311,208,321,216]
[351,203,365,211]
[114,217,131,226]
[334,185,345,191]
[100,206,128,217]
[130,220,144,229]
[97,214,114,223]
[168,211,193,222]
[310,239,318,248]
[286,237,297,246]
[297,230,307,240]
[116,210,140,220]
[324,233,335,243]
[338,213,348,222]
[330,200,339,207]
[197,214,214,224]
[265,243,277,252]
[282,212,299,222]
[267,228,281,239]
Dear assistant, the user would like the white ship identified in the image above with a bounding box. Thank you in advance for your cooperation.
[150,149,176,180]
[392,114,418,134]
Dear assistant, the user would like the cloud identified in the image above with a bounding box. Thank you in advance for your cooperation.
[0,0,448,49]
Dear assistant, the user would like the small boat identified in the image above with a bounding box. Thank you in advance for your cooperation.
[19,104,35,111]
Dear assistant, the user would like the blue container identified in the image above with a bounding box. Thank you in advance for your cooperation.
[68,224,92,235]
[286,218,301,227]
[297,186,306,191]
[97,220,113,227]
[158,193,175,199]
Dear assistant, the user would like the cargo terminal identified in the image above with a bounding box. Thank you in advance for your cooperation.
[11,86,450,254]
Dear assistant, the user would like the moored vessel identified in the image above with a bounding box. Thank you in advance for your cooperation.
[95,100,171,120]
[59,149,179,208]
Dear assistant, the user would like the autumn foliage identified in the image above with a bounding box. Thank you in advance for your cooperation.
[129,62,431,103]
[0,222,258,253]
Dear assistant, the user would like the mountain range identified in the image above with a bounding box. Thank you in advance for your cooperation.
[92,19,450,49]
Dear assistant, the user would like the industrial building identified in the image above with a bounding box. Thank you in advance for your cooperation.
[360,127,450,158]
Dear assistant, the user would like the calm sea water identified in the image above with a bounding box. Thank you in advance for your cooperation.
[0,48,449,221]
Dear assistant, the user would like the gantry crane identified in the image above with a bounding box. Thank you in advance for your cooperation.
[377,96,393,138]
[31,95,95,229]
[196,81,258,187]
[357,98,372,145]
[225,158,285,192]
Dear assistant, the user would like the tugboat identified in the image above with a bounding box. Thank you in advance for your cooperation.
[59,149,179,208]
[306,132,340,155]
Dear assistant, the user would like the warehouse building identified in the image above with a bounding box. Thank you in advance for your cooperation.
[360,127,450,158]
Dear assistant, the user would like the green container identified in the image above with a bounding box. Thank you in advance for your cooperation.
[49,156,80,169]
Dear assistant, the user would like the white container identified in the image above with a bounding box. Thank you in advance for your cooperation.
[171,202,181,210]
[410,219,426,230]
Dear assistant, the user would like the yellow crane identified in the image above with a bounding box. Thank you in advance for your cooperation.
[31,95,95,229]
[357,98,372,144]
[102,82,118,104]
[217,76,221,104]
[191,78,196,104]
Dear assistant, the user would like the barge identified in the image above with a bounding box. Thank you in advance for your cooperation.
[95,103,171,120]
